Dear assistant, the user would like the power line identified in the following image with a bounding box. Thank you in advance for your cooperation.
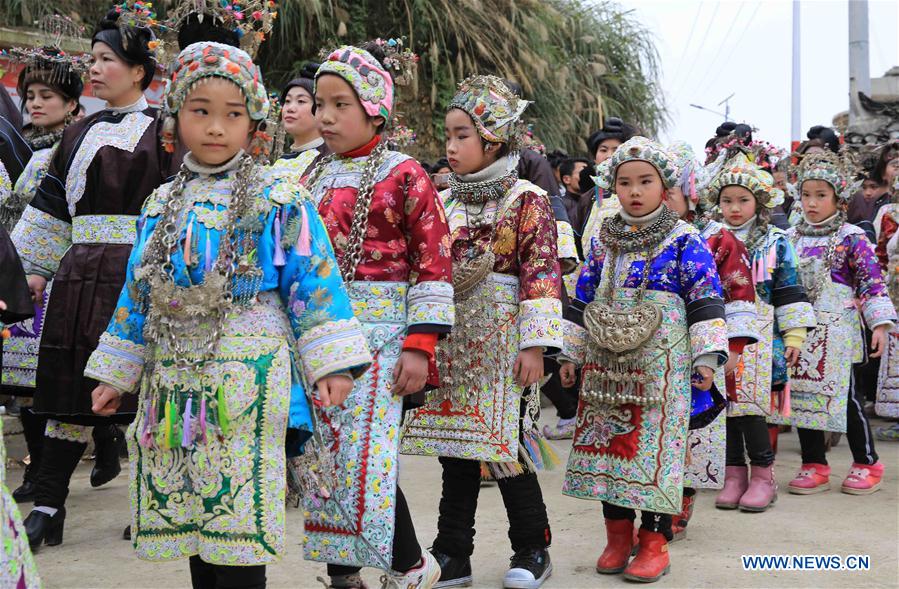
[695,2,762,99]
[673,1,722,98]
[692,1,746,96]
[668,0,705,91]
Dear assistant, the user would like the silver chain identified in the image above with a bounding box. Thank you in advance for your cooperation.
[305,142,389,283]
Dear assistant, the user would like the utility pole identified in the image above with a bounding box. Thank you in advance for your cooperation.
[791,0,801,149]
[719,93,735,122]
[848,0,871,126]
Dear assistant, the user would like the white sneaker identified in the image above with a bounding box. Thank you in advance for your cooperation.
[381,550,442,589]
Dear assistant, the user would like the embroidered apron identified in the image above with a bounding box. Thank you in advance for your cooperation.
[129,293,293,565]
[2,283,50,392]
[727,301,775,418]
[303,281,405,569]
[773,280,860,432]
[684,391,725,489]
[876,329,899,418]
[401,273,522,464]
[563,288,691,515]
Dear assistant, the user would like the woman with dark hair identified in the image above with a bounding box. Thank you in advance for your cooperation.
[271,61,331,180]
[0,39,90,505]
[10,5,180,548]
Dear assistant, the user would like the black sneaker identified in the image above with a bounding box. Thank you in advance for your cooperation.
[503,547,552,589]
[429,548,472,588]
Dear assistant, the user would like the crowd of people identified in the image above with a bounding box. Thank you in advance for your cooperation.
[1,2,898,589]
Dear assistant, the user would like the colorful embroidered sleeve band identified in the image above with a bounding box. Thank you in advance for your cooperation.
[406,280,455,333]
[519,297,563,352]
[725,300,759,341]
[559,318,587,365]
[84,332,146,393]
[10,204,71,277]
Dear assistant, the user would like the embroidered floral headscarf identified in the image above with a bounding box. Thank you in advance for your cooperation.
[315,46,394,120]
[598,136,678,190]
[448,75,529,148]
[704,152,784,209]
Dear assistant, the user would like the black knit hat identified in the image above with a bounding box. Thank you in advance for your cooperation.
[280,61,318,104]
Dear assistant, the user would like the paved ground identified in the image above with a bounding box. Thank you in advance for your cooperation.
[5,414,898,589]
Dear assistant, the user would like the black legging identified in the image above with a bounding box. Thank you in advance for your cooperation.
[540,369,578,420]
[602,502,673,542]
[189,556,266,589]
[19,406,47,483]
[725,415,775,467]
[327,486,422,576]
[33,434,86,508]
[432,456,551,558]
[797,371,878,465]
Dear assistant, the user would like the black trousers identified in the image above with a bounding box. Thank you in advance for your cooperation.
[189,556,266,589]
[797,371,878,465]
[33,434,87,508]
[540,369,578,420]
[602,502,673,542]
[19,407,47,483]
[855,329,880,403]
[327,486,422,576]
[432,456,551,558]
[725,415,775,467]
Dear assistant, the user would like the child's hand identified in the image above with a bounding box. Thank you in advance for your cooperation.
[26,275,47,304]
[514,347,545,388]
[393,350,429,396]
[724,351,740,375]
[870,324,891,358]
[316,374,354,407]
[692,366,715,391]
[92,384,122,416]
[559,361,578,388]
[785,346,801,367]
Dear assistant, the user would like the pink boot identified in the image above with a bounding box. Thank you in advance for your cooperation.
[841,462,884,495]
[788,463,830,495]
[715,465,748,509]
[739,464,777,512]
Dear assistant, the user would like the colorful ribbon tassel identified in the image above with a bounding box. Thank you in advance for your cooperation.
[296,205,311,256]
[217,384,230,436]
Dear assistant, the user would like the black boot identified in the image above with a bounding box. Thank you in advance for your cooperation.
[91,424,123,487]
[14,407,47,502]
[24,507,66,550]
[12,465,37,502]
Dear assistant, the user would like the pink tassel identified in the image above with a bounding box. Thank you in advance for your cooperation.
[199,395,207,443]
[181,397,193,447]
[204,231,213,273]
[140,399,154,448]
[296,206,311,256]
[273,209,287,266]
[183,217,193,266]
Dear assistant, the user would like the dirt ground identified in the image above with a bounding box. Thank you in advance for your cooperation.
[5,414,898,589]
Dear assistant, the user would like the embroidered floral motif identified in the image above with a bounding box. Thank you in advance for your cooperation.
[45,419,89,443]
[406,280,454,328]
[10,205,72,277]
[72,215,138,245]
[66,111,153,216]
[519,297,563,350]
[84,331,147,393]
[1,420,42,589]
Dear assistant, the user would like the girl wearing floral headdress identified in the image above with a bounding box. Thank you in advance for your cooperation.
[780,151,895,495]
[401,74,563,589]
[11,5,179,549]
[662,141,758,536]
[302,42,454,589]
[559,137,728,583]
[0,31,88,505]
[705,152,816,512]
[85,40,371,586]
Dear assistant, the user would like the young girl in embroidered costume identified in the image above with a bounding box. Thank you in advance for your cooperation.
[781,151,895,495]
[0,26,89,503]
[83,41,371,587]
[301,42,454,589]
[558,137,728,583]
[10,5,179,549]
[703,151,816,512]
[401,75,562,589]
[662,141,758,536]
